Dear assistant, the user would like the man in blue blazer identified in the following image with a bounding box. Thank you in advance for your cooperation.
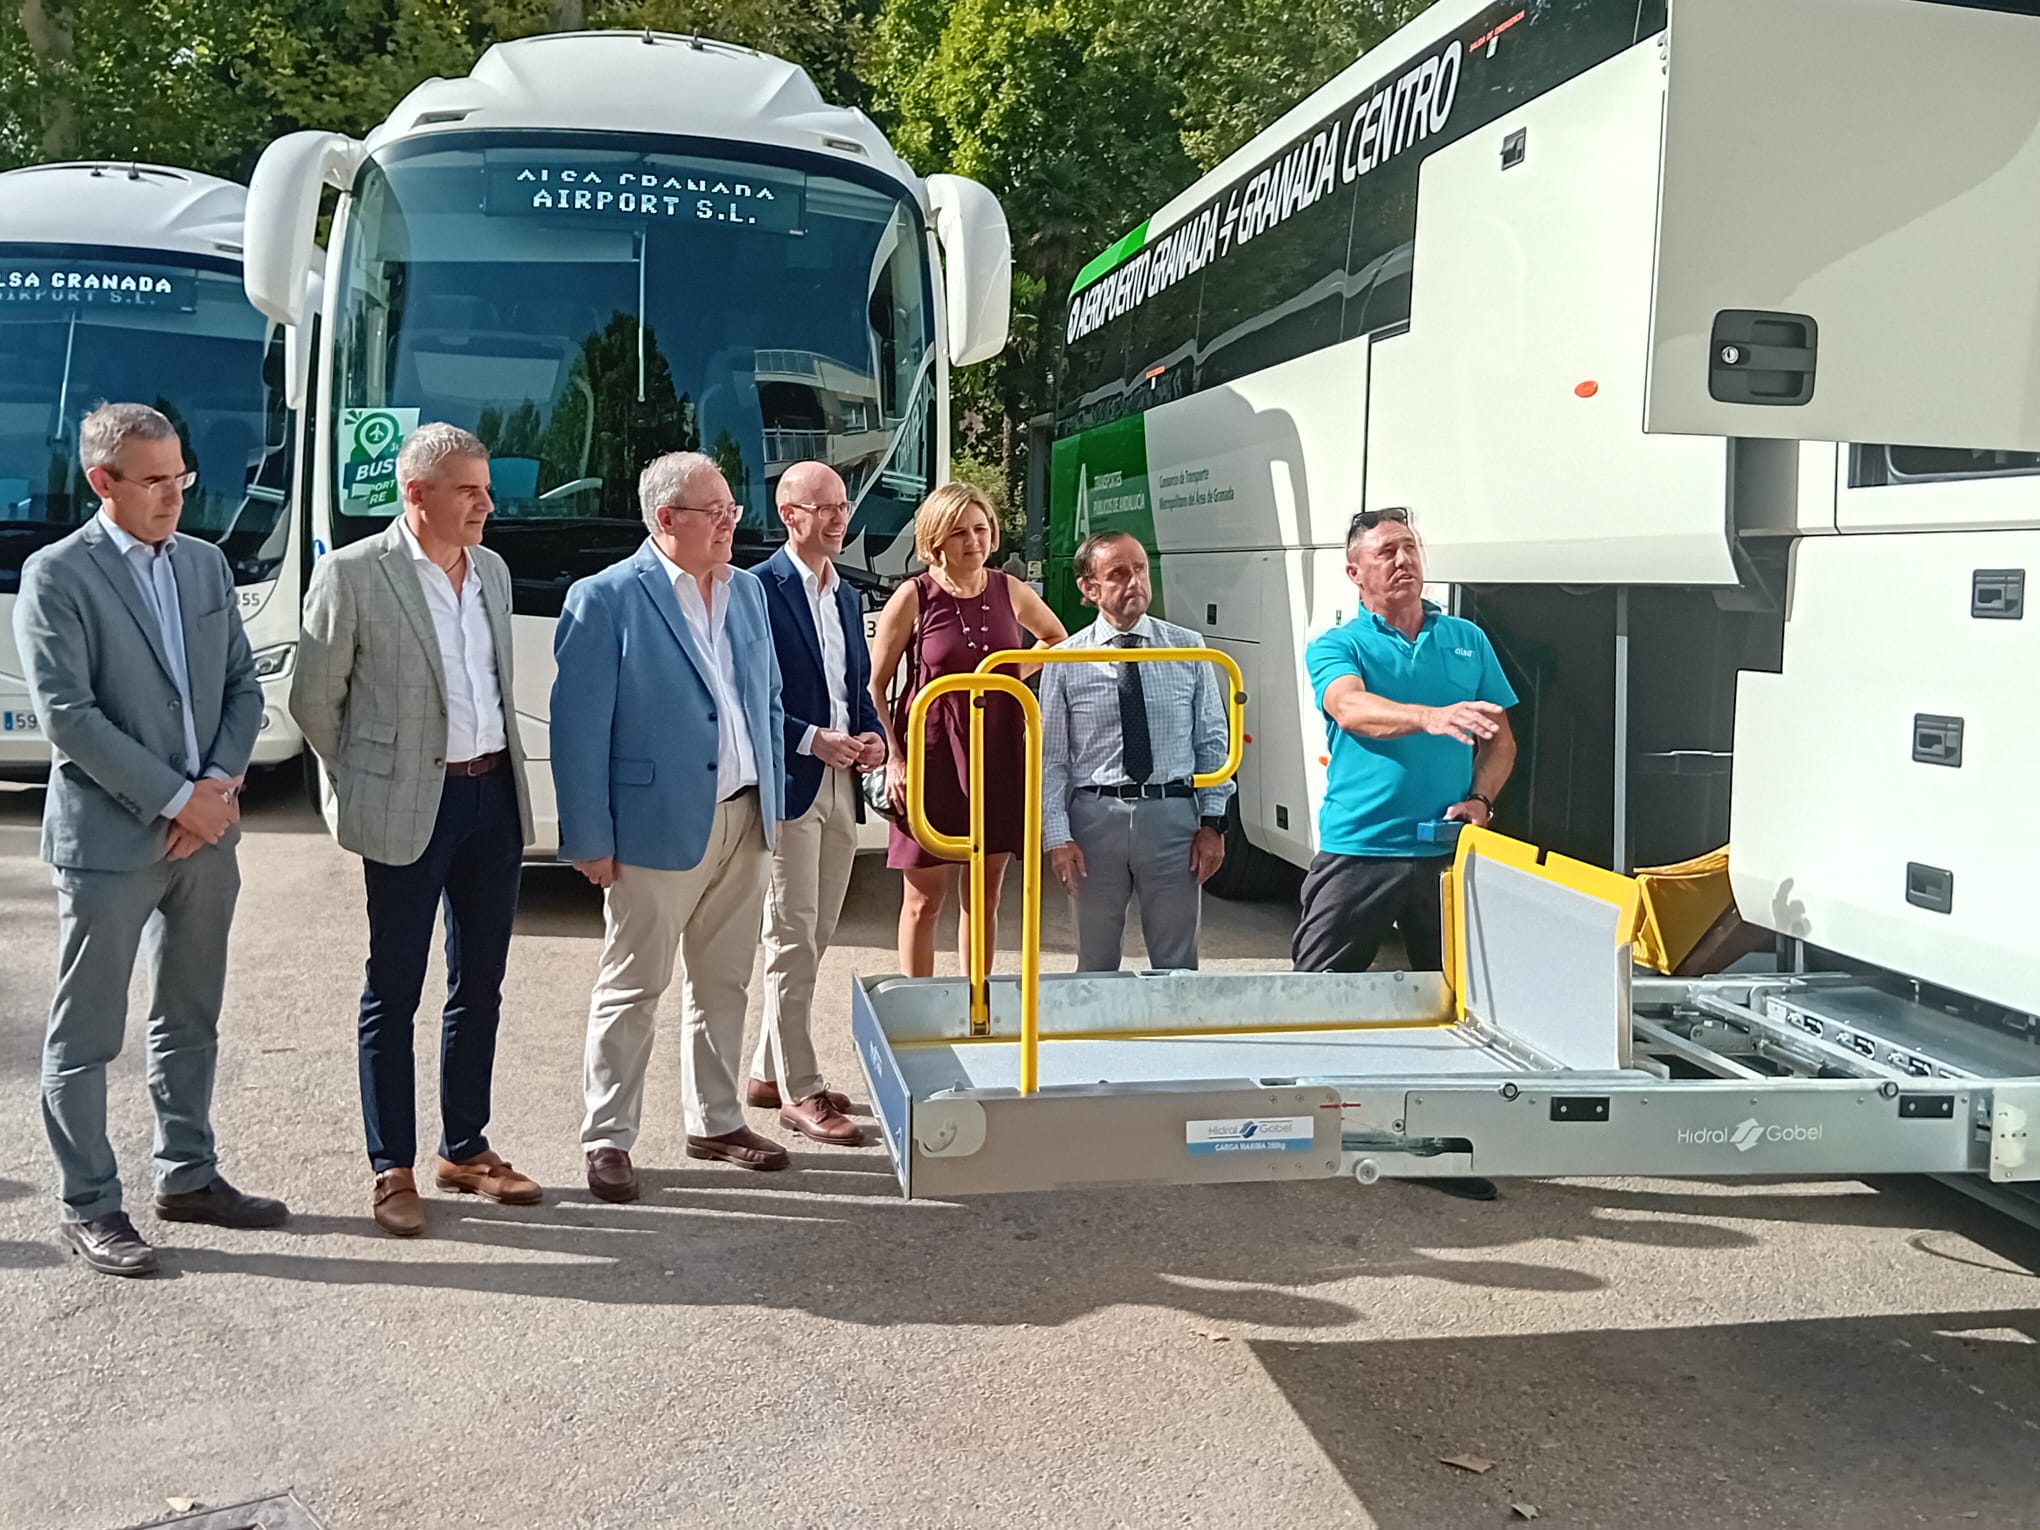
[552,452,788,1202]
[749,463,885,1145]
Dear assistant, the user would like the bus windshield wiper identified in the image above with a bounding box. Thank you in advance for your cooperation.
[47,312,78,444]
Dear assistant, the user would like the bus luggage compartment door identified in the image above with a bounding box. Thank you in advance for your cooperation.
[1645,0,2040,455]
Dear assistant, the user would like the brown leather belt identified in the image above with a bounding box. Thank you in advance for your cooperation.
[446,750,508,778]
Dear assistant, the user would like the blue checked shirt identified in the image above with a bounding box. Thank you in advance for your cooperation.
[1040,612,1235,850]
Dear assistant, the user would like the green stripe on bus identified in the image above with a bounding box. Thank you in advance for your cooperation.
[1069,219,1150,297]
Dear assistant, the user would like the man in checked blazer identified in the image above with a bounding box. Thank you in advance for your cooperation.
[290,423,540,1237]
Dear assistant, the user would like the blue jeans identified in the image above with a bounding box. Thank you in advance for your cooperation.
[42,841,240,1222]
[357,769,522,1173]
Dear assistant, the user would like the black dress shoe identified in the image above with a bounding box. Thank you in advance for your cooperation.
[61,1213,158,1277]
[154,1175,290,1229]
[1425,1176,1500,1202]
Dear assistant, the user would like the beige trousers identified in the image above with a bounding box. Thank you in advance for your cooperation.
[753,766,859,1102]
[581,791,768,1146]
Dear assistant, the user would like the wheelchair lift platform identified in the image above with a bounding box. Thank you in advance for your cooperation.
[858,648,2040,1201]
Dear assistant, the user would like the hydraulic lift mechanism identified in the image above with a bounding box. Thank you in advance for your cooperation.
[853,648,2040,1201]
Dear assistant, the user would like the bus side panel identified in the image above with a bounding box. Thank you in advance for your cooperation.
[1837,464,2040,537]
[1135,337,1376,868]
[1366,40,1735,585]
[1732,530,2039,1016]
[1647,0,2040,455]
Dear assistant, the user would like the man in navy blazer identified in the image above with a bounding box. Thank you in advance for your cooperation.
[749,463,885,1145]
[552,451,788,1202]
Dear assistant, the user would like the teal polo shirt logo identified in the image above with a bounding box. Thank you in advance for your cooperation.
[1305,601,1518,859]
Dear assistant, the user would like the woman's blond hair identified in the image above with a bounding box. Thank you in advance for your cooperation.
[912,481,999,567]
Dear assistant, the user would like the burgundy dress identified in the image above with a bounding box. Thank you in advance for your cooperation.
[887,571,1028,869]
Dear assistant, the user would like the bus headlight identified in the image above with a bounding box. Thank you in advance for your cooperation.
[252,643,296,680]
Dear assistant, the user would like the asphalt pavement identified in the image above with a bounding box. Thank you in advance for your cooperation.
[2,771,2037,1530]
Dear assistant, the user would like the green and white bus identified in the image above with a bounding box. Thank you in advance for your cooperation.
[1045,0,2040,1028]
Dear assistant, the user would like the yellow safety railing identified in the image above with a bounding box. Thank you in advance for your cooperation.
[902,645,1247,1095]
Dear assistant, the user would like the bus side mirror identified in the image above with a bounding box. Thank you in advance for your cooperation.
[245,131,362,330]
[281,273,325,413]
[927,174,1012,368]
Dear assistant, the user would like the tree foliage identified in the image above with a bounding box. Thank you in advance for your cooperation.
[1,0,1417,502]
[865,0,1422,496]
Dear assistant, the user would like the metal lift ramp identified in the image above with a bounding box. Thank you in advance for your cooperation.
[852,650,2040,1200]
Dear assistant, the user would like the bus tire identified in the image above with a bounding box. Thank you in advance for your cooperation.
[1203,797,1294,903]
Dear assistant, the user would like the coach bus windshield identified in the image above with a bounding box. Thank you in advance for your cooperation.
[329,132,937,615]
[0,246,294,594]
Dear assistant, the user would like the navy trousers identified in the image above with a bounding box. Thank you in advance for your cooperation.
[356,768,523,1172]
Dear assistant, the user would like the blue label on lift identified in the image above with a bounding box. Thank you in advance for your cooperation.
[1185,1115,1315,1154]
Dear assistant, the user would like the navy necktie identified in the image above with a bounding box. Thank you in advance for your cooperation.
[1113,631,1153,784]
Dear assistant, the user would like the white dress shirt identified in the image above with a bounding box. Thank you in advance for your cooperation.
[98,510,218,819]
[795,554,851,756]
[650,543,758,798]
[1038,611,1235,850]
[398,519,507,761]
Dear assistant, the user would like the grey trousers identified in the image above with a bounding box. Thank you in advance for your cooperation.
[1067,791,1201,972]
[42,841,241,1221]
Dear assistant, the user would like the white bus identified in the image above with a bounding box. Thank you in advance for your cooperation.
[241,30,1011,852]
[0,161,308,780]
[1048,0,2040,1028]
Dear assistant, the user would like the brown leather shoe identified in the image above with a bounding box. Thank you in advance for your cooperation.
[685,1126,790,1171]
[780,1091,864,1146]
[373,1168,424,1237]
[584,1147,639,1204]
[744,1078,851,1113]
[434,1149,543,1205]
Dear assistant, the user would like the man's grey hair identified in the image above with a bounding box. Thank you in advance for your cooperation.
[638,450,725,532]
[396,422,489,493]
[79,402,178,473]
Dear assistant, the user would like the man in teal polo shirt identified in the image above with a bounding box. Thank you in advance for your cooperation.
[1297,506,1518,1200]
[1296,506,1518,974]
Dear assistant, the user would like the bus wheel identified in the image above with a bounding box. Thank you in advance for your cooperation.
[1203,797,1294,903]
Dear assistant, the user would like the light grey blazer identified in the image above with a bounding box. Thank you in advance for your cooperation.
[12,517,262,872]
[289,520,535,866]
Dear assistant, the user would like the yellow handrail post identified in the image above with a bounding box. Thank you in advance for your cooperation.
[976,645,1245,1096]
[904,672,1043,1055]
[902,646,1247,1096]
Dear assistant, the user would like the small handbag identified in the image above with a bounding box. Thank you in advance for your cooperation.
[864,574,928,827]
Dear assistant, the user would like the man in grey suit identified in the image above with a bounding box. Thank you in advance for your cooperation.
[13,402,288,1278]
[291,423,540,1238]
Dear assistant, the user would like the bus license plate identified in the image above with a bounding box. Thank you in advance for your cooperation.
[2,709,38,733]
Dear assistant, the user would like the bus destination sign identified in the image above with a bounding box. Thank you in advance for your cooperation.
[0,261,197,311]
[484,163,805,234]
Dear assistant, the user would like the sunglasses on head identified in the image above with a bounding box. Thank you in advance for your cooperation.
[1347,506,1411,537]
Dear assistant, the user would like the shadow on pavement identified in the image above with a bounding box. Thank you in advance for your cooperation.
[7,1172,1657,1324]
[10,1173,2024,1326]
[1252,1306,2040,1529]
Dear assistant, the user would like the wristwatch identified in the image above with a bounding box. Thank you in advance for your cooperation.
[1466,792,1494,815]
[1199,815,1227,833]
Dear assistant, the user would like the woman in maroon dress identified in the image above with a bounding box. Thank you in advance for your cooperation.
[868,484,1067,976]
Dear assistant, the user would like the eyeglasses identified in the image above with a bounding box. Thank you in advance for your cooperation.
[108,469,197,495]
[784,500,851,519]
[663,499,741,525]
[1347,506,1411,537]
